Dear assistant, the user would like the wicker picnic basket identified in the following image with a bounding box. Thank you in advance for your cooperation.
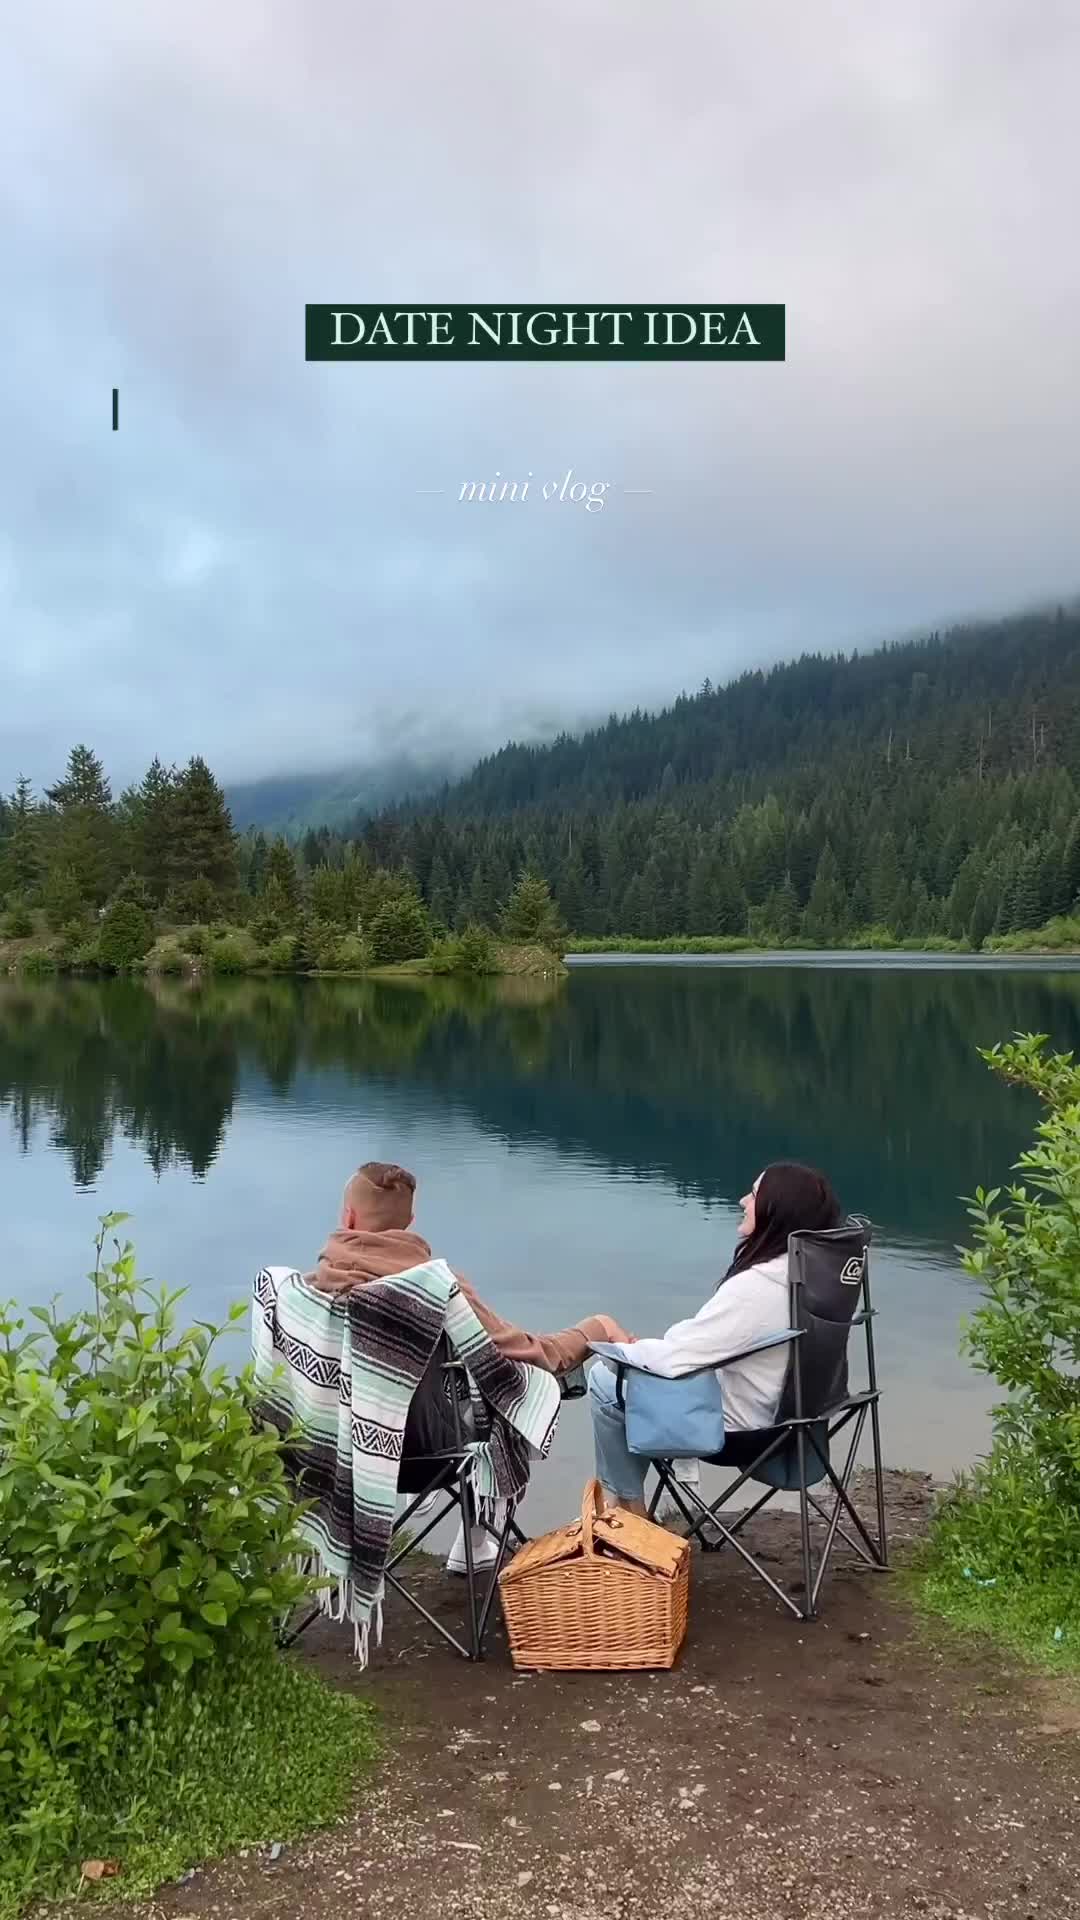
[498,1479,690,1671]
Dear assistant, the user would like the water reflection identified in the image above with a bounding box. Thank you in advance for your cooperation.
[2,965,1079,1251]
[6,962,1079,1499]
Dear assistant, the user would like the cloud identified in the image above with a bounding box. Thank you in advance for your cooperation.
[2,0,1079,791]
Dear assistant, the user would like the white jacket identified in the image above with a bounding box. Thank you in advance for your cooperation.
[611,1255,792,1432]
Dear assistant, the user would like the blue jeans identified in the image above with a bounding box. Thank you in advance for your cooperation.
[589,1361,649,1502]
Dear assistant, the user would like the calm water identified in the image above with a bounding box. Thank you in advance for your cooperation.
[4,959,1080,1529]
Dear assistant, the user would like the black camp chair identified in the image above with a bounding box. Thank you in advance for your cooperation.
[281,1348,586,1662]
[622,1218,888,1620]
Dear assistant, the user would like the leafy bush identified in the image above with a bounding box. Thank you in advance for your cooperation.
[428,926,497,975]
[146,937,186,975]
[97,899,155,972]
[368,896,431,966]
[265,933,300,971]
[988,915,1080,953]
[0,1216,313,1899]
[921,1034,1080,1658]
[2,901,34,939]
[12,946,57,976]
[311,930,372,973]
[208,930,260,974]
[180,925,210,958]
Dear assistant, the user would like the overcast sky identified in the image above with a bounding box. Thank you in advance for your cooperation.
[3,0,1079,794]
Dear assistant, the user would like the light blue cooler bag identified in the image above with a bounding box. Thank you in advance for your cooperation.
[590,1344,727,1458]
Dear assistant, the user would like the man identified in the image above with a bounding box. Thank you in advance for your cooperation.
[307,1160,627,1567]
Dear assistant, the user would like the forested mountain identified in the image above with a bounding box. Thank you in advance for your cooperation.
[4,604,1080,954]
[322,604,1080,945]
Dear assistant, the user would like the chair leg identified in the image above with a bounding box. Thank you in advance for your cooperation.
[869,1396,890,1569]
[475,1498,518,1652]
[795,1427,816,1620]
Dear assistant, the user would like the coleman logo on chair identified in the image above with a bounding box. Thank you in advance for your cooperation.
[840,1255,865,1285]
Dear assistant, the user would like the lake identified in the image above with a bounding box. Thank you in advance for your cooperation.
[4,958,1079,1530]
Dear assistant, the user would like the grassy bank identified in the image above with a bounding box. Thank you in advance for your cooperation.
[566,932,973,956]
[567,919,1080,956]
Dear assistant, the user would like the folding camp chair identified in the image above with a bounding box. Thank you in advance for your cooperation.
[623,1219,888,1620]
[281,1348,586,1661]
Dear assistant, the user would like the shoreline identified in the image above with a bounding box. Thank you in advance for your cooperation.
[564,947,1080,969]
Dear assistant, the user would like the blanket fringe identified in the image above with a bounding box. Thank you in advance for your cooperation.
[308,1572,385,1668]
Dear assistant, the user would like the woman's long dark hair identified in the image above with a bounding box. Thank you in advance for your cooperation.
[723,1161,842,1280]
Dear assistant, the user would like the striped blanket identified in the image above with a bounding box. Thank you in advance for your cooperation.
[251,1259,560,1661]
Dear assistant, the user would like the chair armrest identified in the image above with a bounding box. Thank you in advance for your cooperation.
[589,1329,801,1407]
[589,1329,799,1378]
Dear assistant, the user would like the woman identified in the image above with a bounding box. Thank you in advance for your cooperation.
[589,1162,842,1515]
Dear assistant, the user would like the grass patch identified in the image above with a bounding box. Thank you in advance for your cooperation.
[1,1653,377,1918]
[908,1552,1080,1675]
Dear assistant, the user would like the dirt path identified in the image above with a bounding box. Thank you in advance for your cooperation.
[64,1475,1080,1920]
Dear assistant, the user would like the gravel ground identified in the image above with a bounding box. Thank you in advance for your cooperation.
[48,1473,1080,1920]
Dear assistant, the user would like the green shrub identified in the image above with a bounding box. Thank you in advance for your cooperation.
[97,899,155,972]
[920,1034,1080,1660]
[368,896,431,966]
[265,933,300,971]
[12,946,57,976]
[148,938,186,975]
[317,931,372,973]
[2,901,34,939]
[180,925,210,958]
[208,930,260,974]
[0,1216,313,1904]
[428,925,497,975]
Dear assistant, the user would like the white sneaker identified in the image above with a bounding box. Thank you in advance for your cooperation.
[673,1459,700,1487]
[446,1501,507,1575]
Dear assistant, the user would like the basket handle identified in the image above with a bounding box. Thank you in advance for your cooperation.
[580,1478,606,1556]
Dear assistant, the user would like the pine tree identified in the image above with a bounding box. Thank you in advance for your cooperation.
[44,744,112,811]
[260,837,303,926]
[501,870,566,949]
[131,758,179,903]
[555,849,590,933]
[1063,815,1080,911]
[168,758,238,905]
[773,870,800,939]
[1010,847,1046,930]
[713,861,745,935]
[43,744,117,907]
[968,887,997,950]
[42,864,87,932]
[426,851,455,928]
[804,843,846,945]
[0,776,42,897]
[686,849,720,932]
[309,863,348,927]
[870,831,901,926]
